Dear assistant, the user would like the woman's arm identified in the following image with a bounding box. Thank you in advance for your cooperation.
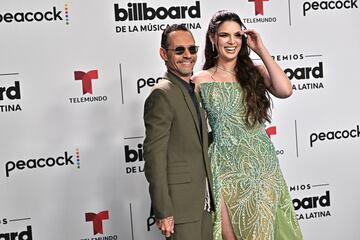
[245,29,292,98]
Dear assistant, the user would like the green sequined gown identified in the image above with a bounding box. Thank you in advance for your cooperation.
[199,82,302,240]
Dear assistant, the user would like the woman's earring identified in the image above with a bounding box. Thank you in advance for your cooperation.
[212,43,215,52]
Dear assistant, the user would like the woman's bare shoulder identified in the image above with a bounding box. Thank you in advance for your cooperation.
[192,70,213,84]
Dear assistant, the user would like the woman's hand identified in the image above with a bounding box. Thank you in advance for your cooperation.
[243,29,266,56]
[243,29,292,98]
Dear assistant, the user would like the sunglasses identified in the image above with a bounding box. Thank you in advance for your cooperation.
[166,45,199,55]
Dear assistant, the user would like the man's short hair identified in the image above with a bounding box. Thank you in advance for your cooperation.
[161,24,192,49]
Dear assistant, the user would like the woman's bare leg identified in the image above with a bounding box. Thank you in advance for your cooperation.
[221,196,237,240]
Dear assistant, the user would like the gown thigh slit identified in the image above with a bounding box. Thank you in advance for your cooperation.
[220,194,237,240]
[199,82,302,240]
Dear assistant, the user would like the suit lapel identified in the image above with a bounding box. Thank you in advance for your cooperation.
[164,72,202,142]
[195,91,208,148]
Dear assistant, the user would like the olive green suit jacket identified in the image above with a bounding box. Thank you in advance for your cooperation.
[143,71,214,224]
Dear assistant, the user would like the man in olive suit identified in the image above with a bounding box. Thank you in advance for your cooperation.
[143,24,214,240]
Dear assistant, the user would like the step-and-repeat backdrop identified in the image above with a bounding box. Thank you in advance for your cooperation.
[1,0,359,239]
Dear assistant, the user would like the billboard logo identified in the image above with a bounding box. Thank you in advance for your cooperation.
[279,54,326,91]
[114,2,202,33]
[293,191,331,210]
[285,62,323,80]
[290,183,332,221]
[114,2,200,21]
[293,190,331,220]
[125,143,144,174]
[0,73,22,113]
[0,81,21,100]
[0,225,33,240]
[0,80,22,112]
[248,0,269,15]
[85,211,109,235]
[125,144,143,163]
[124,138,145,174]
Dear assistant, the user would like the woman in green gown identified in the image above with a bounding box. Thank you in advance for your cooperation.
[192,10,303,240]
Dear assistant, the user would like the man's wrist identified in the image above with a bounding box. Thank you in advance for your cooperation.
[158,216,174,223]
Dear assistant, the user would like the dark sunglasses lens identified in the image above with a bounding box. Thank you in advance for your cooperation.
[173,46,198,55]
[174,47,186,55]
[189,46,198,54]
